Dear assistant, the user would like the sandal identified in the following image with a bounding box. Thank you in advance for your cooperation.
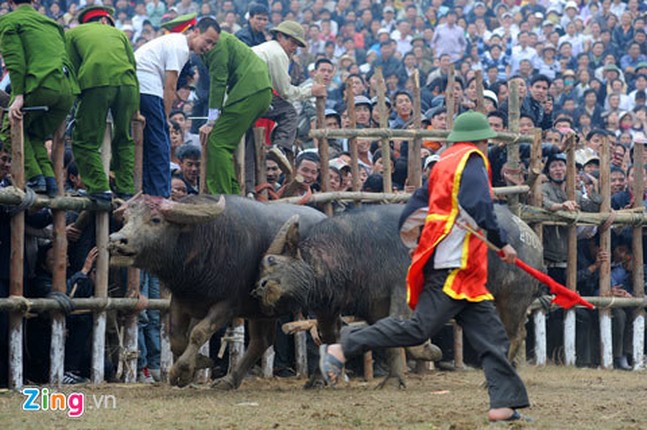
[319,344,344,386]
[489,410,534,423]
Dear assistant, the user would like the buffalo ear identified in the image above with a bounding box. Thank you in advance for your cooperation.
[266,215,300,257]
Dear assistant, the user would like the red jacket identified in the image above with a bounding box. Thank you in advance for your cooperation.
[406,143,494,309]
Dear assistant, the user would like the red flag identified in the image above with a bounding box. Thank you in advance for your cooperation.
[498,251,595,310]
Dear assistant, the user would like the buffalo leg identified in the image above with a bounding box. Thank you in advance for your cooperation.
[212,318,276,390]
[169,301,234,387]
[169,296,192,361]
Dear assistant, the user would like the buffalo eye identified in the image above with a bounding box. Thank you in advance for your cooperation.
[151,217,162,225]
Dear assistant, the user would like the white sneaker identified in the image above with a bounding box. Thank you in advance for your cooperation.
[149,368,161,382]
[137,368,155,383]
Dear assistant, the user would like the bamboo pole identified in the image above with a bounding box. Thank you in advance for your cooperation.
[446,64,455,130]
[407,69,422,189]
[254,127,268,200]
[632,142,645,370]
[529,128,546,367]
[123,117,144,383]
[375,68,392,193]
[598,136,613,369]
[92,118,112,384]
[50,121,67,387]
[475,70,486,115]
[564,137,577,366]
[315,76,332,216]
[9,115,25,390]
[507,80,520,215]
[309,128,534,143]
[272,186,530,205]
[346,85,361,200]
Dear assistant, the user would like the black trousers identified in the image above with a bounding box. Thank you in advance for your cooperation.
[341,268,529,410]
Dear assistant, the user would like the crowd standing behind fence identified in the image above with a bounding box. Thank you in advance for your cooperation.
[0,0,646,389]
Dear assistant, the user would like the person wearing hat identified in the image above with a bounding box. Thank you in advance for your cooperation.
[134,16,220,198]
[0,0,80,197]
[235,4,269,47]
[198,28,273,195]
[251,20,327,156]
[64,5,138,202]
[319,111,532,423]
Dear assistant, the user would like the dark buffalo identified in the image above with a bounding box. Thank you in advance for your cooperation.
[255,205,442,388]
[108,194,326,389]
[255,204,543,382]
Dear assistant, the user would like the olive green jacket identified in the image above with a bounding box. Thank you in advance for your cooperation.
[203,31,271,110]
[0,5,79,95]
[65,22,138,91]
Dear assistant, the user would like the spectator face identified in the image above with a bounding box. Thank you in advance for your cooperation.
[180,157,200,184]
[355,105,371,125]
[325,115,340,129]
[0,150,10,180]
[329,168,342,191]
[548,160,567,182]
[171,177,188,201]
[266,159,280,184]
[316,62,335,86]
[394,94,412,119]
[610,170,626,193]
[519,116,535,134]
[431,112,447,130]
[530,79,549,102]
[250,13,268,32]
[543,130,561,145]
[296,160,319,185]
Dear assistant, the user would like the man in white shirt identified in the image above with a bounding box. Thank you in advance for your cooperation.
[252,20,326,157]
[135,16,220,197]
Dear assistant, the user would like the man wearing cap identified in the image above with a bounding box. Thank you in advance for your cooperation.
[0,0,80,197]
[319,111,532,423]
[134,16,220,197]
[198,29,273,195]
[235,4,269,47]
[252,20,327,156]
[65,5,138,201]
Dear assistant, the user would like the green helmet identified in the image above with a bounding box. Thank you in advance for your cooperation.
[446,111,497,143]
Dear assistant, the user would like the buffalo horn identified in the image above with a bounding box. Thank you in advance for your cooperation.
[159,195,226,224]
[265,214,299,255]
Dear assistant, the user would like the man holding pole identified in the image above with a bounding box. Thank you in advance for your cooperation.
[320,111,532,423]
[0,0,79,197]
[65,5,138,202]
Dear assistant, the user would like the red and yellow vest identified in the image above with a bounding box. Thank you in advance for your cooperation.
[406,142,493,310]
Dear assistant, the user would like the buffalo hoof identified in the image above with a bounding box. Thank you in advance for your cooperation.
[304,374,326,390]
[169,359,195,388]
[375,374,407,390]
[211,375,237,391]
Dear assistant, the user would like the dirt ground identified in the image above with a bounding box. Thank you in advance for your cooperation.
[1,365,645,429]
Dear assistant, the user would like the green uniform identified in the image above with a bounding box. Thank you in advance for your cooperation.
[0,4,79,181]
[203,31,272,195]
[65,21,139,195]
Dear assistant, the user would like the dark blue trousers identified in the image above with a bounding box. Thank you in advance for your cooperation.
[140,94,170,198]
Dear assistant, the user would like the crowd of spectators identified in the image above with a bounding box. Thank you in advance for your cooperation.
[1,0,647,387]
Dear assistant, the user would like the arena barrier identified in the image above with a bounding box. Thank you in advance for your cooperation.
[1,68,645,391]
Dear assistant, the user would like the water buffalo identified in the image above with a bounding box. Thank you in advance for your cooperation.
[108,194,326,389]
[255,203,543,382]
[255,205,443,388]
